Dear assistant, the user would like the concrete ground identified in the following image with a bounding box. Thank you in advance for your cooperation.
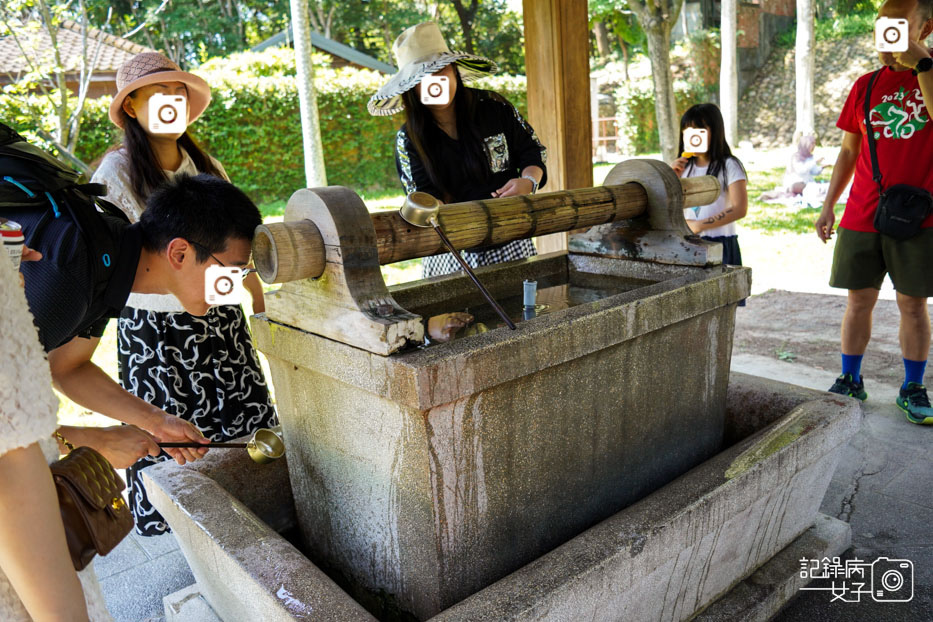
[93,530,191,622]
[96,289,933,621]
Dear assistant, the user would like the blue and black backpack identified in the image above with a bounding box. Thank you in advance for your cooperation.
[0,122,128,300]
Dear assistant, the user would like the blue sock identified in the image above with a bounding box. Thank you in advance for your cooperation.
[841,353,863,380]
[903,358,927,389]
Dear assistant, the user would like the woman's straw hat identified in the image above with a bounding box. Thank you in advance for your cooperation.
[108,52,211,128]
[367,22,497,116]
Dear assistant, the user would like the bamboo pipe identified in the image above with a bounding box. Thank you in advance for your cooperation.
[253,219,325,284]
[253,176,719,284]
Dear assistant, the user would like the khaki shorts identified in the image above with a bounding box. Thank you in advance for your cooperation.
[830,226,933,298]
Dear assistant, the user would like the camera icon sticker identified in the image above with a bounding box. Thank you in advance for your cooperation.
[875,17,909,53]
[871,558,913,602]
[799,555,914,603]
[149,93,187,134]
[683,128,709,154]
[205,265,244,305]
[421,75,450,106]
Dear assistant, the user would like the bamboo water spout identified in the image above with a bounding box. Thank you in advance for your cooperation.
[252,175,720,284]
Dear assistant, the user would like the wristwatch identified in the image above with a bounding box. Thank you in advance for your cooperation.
[914,56,933,75]
[521,175,539,194]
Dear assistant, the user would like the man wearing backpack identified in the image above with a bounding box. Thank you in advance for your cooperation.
[815,0,933,424]
[2,125,262,464]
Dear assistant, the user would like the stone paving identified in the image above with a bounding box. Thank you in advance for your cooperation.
[94,530,190,622]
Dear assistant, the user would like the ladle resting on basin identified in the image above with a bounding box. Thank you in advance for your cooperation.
[400,191,516,330]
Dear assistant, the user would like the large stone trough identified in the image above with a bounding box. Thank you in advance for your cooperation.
[252,248,748,619]
[143,159,861,620]
[144,372,861,621]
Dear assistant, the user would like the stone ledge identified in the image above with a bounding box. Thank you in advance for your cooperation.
[694,513,853,621]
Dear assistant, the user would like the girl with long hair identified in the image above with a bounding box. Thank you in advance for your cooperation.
[369,22,548,282]
[91,52,277,537]
[671,103,749,280]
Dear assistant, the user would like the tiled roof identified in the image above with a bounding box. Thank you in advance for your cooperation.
[0,19,155,76]
[252,26,397,74]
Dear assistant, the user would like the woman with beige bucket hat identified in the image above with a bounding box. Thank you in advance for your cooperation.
[370,22,548,281]
[91,52,277,537]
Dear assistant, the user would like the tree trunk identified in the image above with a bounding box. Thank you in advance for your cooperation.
[643,26,679,162]
[621,40,630,81]
[289,0,327,186]
[795,0,816,137]
[720,0,738,145]
[450,0,478,54]
[700,0,716,29]
[629,0,685,162]
[594,21,611,62]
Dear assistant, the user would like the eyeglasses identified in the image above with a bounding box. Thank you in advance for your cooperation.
[190,240,256,281]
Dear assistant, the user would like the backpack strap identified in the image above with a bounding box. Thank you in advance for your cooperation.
[75,182,108,197]
[864,68,885,197]
[0,123,26,147]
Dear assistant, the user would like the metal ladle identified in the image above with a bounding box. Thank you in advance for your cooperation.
[400,192,516,330]
[159,425,286,465]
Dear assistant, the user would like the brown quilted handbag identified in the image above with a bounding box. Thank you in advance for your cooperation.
[50,445,133,571]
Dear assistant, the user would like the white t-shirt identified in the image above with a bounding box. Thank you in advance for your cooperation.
[682,157,747,238]
[91,147,228,313]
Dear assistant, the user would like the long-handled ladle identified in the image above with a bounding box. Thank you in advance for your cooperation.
[400,192,516,330]
[158,426,285,464]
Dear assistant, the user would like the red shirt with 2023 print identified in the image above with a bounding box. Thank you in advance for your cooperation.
[836,66,933,232]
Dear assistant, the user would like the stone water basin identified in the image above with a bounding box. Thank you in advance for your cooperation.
[245,251,748,619]
[144,362,862,620]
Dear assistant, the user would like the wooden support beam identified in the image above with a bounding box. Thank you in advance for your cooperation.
[522,0,594,254]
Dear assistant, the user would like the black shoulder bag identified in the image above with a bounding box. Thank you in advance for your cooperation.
[864,69,933,240]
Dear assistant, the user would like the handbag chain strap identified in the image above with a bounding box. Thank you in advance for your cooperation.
[54,431,76,453]
[863,68,886,197]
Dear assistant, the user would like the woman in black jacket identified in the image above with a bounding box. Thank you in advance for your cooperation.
[369,21,548,278]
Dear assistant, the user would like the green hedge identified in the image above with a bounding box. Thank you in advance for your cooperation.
[614,81,710,154]
[2,48,528,205]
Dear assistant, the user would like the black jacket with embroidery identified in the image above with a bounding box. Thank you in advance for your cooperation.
[394,89,548,203]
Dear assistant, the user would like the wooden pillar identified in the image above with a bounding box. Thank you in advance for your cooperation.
[523,0,593,254]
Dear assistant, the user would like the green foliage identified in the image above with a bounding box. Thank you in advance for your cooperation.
[775,11,877,48]
[81,0,287,67]
[471,5,526,74]
[4,49,529,205]
[71,98,121,166]
[831,0,881,17]
[614,81,709,154]
[775,344,797,362]
[0,1,106,154]
[589,0,646,56]
[685,28,720,94]
[77,0,526,72]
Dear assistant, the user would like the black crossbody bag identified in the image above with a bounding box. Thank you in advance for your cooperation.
[864,68,933,240]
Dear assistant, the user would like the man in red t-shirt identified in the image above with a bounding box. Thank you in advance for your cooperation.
[816,0,933,424]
